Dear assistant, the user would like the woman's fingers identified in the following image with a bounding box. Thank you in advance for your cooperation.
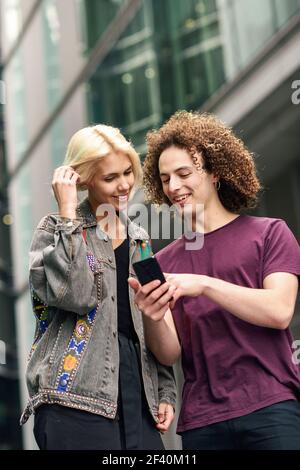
[70,171,80,184]
[51,166,79,215]
[53,166,79,183]
[156,403,174,432]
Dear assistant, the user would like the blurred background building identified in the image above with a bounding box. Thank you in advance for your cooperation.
[0,3,22,450]
[0,0,299,449]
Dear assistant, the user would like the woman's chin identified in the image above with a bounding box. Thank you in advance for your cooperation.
[116,202,128,213]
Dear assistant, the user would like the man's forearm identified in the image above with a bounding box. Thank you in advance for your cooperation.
[202,275,294,329]
[143,312,181,366]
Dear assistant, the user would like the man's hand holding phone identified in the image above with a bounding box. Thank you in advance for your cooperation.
[128,257,176,322]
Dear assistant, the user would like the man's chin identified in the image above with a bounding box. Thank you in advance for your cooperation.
[174,202,194,214]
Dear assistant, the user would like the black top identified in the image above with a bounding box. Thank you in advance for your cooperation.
[114,238,137,340]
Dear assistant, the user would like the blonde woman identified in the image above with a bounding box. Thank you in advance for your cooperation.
[21,125,176,450]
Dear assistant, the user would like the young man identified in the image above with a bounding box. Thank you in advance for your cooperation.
[129,111,300,450]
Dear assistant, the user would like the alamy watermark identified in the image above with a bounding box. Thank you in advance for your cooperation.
[292,339,300,365]
[95,202,205,250]
[0,80,6,105]
[291,80,300,104]
[0,339,6,365]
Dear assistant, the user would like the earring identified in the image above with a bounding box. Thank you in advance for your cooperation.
[215,181,221,191]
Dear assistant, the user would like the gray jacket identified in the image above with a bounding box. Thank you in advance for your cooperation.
[20,198,176,425]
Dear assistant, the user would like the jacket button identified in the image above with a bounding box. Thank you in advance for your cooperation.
[61,379,68,386]
[113,331,117,337]
[111,366,115,373]
[108,257,113,263]
[111,296,115,302]
[106,406,112,414]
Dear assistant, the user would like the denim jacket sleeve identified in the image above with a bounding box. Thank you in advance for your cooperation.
[29,215,97,315]
[157,363,176,408]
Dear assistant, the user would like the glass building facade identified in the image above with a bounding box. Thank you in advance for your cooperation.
[84,0,300,151]
[0,0,299,448]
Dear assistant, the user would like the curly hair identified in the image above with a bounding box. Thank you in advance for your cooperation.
[143,111,261,213]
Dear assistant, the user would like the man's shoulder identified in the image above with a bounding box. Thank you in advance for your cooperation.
[241,215,286,234]
[156,238,183,262]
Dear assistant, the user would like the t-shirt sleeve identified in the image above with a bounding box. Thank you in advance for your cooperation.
[263,219,300,282]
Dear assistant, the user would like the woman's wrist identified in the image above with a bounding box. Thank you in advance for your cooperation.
[59,205,77,219]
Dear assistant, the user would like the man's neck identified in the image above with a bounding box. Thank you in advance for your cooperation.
[194,200,239,234]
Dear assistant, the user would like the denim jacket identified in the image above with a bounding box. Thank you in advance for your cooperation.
[20,198,176,425]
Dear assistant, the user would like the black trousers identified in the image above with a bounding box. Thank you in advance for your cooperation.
[34,334,164,450]
[182,400,300,450]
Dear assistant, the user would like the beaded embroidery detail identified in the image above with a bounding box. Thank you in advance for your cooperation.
[55,232,99,393]
[31,285,49,335]
[28,285,49,358]
[56,306,97,392]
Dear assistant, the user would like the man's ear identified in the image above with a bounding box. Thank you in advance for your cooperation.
[210,172,218,184]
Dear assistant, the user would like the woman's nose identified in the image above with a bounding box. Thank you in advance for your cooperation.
[118,176,130,191]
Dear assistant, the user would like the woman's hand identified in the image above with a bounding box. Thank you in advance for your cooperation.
[128,277,176,322]
[52,166,80,218]
[164,273,206,308]
[156,402,175,433]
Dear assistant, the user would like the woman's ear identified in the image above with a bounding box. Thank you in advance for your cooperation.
[86,176,94,190]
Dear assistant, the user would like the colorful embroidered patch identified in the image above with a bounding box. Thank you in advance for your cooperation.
[69,337,85,356]
[57,373,71,392]
[87,252,97,271]
[55,230,101,393]
[55,306,97,392]
[75,320,88,340]
[63,354,78,372]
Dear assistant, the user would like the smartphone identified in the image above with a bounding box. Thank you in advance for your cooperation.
[132,257,166,286]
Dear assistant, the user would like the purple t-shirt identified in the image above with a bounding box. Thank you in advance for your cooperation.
[156,215,300,433]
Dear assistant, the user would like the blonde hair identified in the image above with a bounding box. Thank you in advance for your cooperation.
[64,124,142,191]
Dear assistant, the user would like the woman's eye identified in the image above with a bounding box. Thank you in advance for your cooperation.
[105,177,114,182]
[179,173,191,178]
[161,179,169,184]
